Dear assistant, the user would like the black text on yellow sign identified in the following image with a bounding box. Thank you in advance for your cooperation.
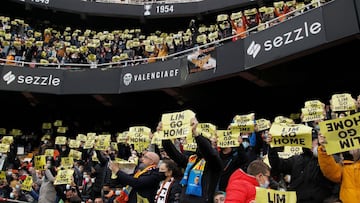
[320,112,360,154]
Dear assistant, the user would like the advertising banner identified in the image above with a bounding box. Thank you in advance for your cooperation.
[0,66,63,94]
[244,8,326,69]
[119,58,185,93]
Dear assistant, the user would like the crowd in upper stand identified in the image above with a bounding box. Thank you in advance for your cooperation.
[0,0,327,68]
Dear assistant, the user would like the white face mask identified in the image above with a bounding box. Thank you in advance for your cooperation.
[66,184,71,190]
[115,190,121,196]
[242,141,250,149]
[91,178,96,183]
[10,192,14,199]
[260,180,270,188]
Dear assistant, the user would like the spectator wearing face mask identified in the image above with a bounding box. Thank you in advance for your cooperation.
[317,133,360,203]
[225,159,271,203]
[266,130,335,203]
[154,159,182,203]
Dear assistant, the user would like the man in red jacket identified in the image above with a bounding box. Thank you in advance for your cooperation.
[224,160,271,203]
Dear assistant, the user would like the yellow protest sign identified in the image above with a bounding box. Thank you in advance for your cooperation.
[304,100,324,108]
[87,132,97,140]
[269,123,312,149]
[151,131,163,148]
[21,176,33,191]
[330,93,356,112]
[69,139,80,149]
[55,136,67,145]
[256,119,271,131]
[95,135,111,150]
[255,187,297,203]
[231,113,255,133]
[111,142,118,151]
[57,126,67,134]
[320,112,360,154]
[76,134,87,142]
[0,171,5,181]
[197,123,216,139]
[183,136,197,152]
[34,155,46,170]
[2,136,14,144]
[277,146,303,159]
[61,157,74,169]
[10,129,22,136]
[69,149,82,160]
[54,120,63,127]
[0,128,6,135]
[128,127,151,152]
[217,130,240,148]
[42,122,52,130]
[273,116,294,124]
[301,107,324,122]
[0,144,10,153]
[114,159,137,175]
[45,149,55,157]
[116,132,129,143]
[83,139,95,149]
[161,110,195,139]
[54,169,74,185]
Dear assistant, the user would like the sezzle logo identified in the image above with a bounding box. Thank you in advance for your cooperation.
[2,71,61,86]
[247,21,322,58]
[247,41,261,58]
[3,71,16,84]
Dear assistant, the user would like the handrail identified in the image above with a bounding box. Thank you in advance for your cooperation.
[0,0,323,70]
[92,0,203,5]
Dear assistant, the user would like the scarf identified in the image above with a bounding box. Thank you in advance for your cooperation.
[180,155,206,197]
[116,164,157,203]
[154,177,175,203]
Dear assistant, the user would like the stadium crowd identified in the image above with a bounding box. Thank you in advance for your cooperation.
[0,92,358,203]
[0,0,324,68]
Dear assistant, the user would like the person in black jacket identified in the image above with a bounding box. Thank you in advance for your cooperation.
[109,151,162,203]
[162,117,223,203]
[266,130,335,203]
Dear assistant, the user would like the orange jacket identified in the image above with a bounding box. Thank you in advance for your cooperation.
[318,146,360,203]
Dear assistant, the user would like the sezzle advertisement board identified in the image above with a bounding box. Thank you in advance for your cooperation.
[244,8,326,70]
[0,66,63,94]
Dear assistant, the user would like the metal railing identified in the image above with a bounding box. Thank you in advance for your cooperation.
[0,0,324,70]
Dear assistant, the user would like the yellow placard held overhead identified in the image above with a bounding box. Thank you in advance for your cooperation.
[55,136,67,145]
[45,149,55,157]
[231,113,255,133]
[128,126,151,152]
[255,187,297,203]
[256,119,271,131]
[274,116,295,124]
[0,144,10,153]
[69,149,82,160]
[183,136,197,152]
[151,131,163,148]
[161,110,195,139]
[217,130,240,148]
[34,155,46,170]
[95,134,111,151]
[54,169,74,185]
[21,176,33,191]
[197,123,216,139]
[116,132,129,143]
[330,93,356,112]
[277,146,303,159]
[69,139,80,148]
[319,112,360,154]
[61,157,74,169]
[269,123,312,149]
[1,136,14,145]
